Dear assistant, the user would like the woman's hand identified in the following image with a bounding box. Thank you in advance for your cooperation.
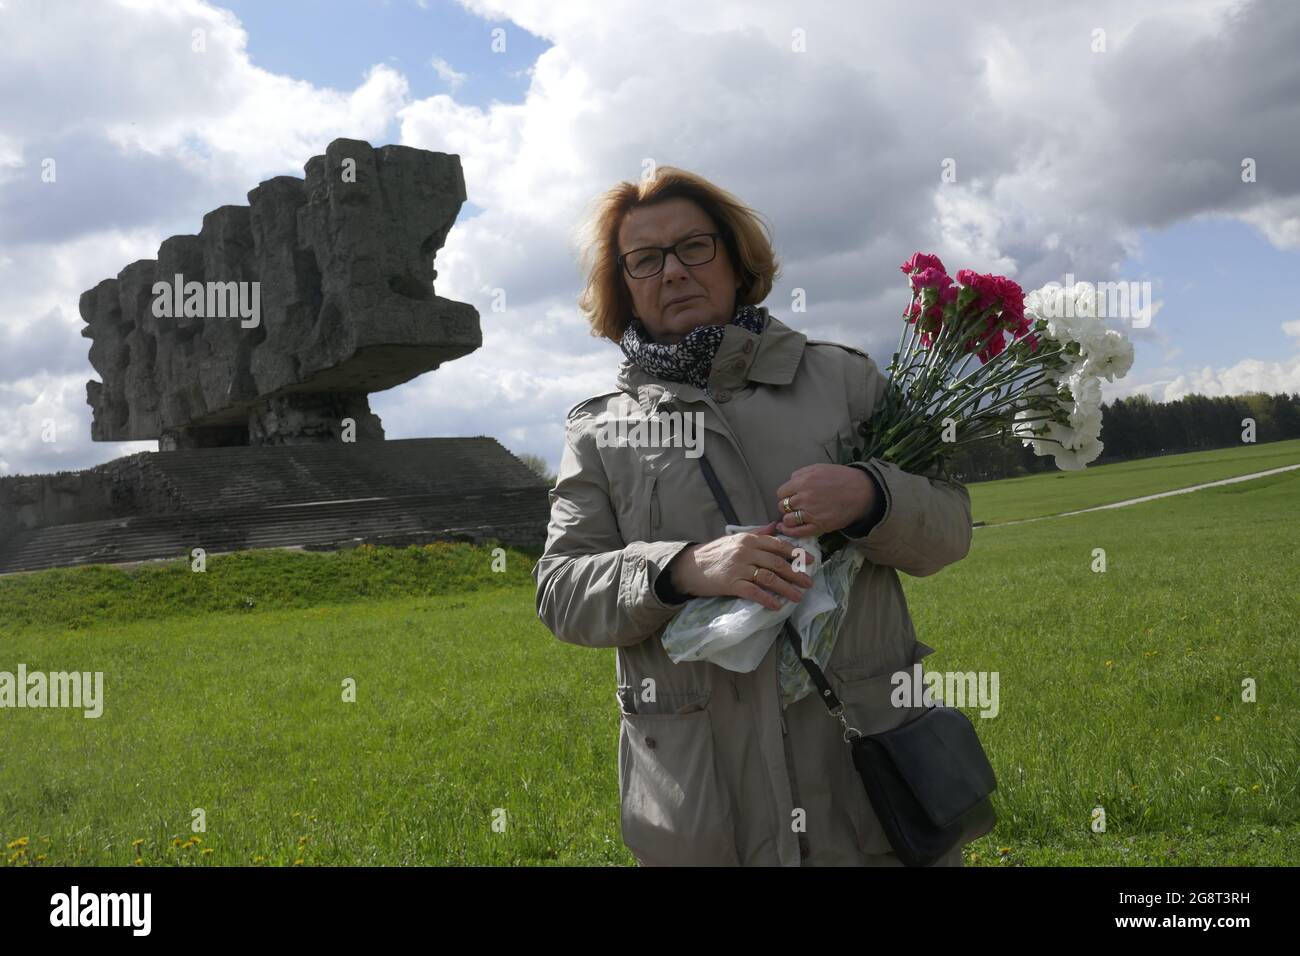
[667,520,815,612]
[775,463,878,538]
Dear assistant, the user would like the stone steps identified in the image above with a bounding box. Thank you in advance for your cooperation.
[0,489,547,574]
[0,438,550,574]
[107,437,540,512]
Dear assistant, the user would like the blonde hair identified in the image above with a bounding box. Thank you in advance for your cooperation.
[574,166,780,342]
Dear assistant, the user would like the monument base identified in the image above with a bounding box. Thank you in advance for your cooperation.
[0,438,548,574]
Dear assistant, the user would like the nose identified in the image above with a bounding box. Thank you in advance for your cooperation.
[661,249,691,280]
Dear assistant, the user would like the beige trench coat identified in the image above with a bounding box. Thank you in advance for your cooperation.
[532,307,974,866]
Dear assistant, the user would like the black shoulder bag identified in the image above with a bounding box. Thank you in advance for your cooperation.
[696,454,997,867]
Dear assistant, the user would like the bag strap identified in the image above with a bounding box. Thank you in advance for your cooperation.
[696,455,862,741]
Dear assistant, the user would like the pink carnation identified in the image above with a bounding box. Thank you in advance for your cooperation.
[900,252,946,275]
[995,276,1025,326]
[909,266,952,291]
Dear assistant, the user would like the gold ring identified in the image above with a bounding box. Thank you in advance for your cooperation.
[792,509,803,524]
[751,566,760,581]
[781,496,792,513]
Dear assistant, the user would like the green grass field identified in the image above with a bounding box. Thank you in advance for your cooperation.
[2,447,1297,866]
[968,437,1300,525]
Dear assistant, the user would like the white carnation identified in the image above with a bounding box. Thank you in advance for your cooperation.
[1069,283,1099,319]
[1053,431,1104,470]
[1081,329,1135,382]
[1066,371,1103,433]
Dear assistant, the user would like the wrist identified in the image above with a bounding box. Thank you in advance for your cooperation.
[657,544,698,603]
[844,467,885,535]
[671,544,698,593]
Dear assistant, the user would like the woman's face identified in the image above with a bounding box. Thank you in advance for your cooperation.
[617,197,740,345]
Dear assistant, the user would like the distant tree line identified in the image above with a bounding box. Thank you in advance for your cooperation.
[942,391,1300,483]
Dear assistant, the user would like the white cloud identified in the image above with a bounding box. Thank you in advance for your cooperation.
[1239,196,1300,249]
[0,0,418,476]
[1111,351,1300,404]
[3,0,1300,478]
[1163,357,1300,400]
[430,56,468,90]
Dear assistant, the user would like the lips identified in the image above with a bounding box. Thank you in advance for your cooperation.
[666,295,700,308]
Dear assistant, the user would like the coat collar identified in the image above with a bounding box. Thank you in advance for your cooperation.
[614,306,806,414]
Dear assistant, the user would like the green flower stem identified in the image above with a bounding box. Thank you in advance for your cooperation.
[878,404,1064,473]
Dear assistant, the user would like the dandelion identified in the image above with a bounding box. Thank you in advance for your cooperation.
[1104,660,1113,668]
[132,858,143,866]
[294,858,304,866]
[6,837,29,850]
[1214,715,1222,722]
[202,848,214,856]
[298,836,309,846]
[1253,784,1261,791]
[131,838,145,848]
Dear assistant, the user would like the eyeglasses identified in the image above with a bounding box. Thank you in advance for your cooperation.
[618,232,722,279]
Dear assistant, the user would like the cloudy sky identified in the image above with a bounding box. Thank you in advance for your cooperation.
[1,0,1298,478]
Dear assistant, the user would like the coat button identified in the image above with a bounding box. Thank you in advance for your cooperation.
[645,736,656,750]
[732,358,745,371]
[715,389,731,402]
[742,340,754,354]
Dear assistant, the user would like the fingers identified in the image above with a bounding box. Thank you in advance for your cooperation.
[714,523,818,612]
[731,537,815,612]
[779,510,820,537]
[735,579,789,612]
[745,529,816,571]
[747,564,806,611]
[751,546,814,590]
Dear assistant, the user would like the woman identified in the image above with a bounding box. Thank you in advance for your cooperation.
[532,167,973,866]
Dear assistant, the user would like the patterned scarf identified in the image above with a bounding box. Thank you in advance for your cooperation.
[618,303,767,393]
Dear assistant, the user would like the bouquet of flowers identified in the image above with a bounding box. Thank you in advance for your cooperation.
[662,253,1135,706]
[818,252,1136,554]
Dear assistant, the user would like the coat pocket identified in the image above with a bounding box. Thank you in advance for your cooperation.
[617,704,740,866]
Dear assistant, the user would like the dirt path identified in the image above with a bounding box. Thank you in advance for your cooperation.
[977,462,1300,528]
